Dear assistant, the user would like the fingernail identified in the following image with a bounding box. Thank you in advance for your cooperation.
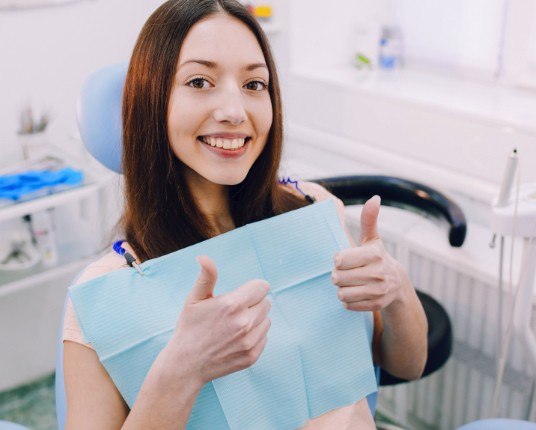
[338,292,344,301]
[331,272,338,284]
[334,254,342,267]
[372,195,381,204]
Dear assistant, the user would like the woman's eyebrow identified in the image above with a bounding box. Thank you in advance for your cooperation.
[179,59,268,71]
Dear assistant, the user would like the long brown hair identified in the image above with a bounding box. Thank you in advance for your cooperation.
[121,0,310,262]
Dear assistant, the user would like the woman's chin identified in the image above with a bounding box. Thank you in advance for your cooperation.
[206,171,249,186]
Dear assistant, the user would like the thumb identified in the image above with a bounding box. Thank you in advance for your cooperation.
[360,195,381,243]
[187,255,218,303]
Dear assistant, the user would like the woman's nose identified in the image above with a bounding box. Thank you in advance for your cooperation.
[212,86,247,125]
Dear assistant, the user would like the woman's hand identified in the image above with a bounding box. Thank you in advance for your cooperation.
[166,255,272,385]
[328,193,427,379]
[332,196,410,312]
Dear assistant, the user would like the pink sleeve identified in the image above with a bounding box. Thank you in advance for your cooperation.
[62,252,126,349]
[63,297,94,350]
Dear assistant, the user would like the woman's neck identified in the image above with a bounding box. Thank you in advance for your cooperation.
[186,172,235,235]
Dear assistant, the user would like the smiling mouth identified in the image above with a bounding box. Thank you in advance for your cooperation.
[197,136,251,151]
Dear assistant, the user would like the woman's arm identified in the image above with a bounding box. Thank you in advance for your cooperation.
[64,341,203,430]
[122,344,203,429]
[372,264,428,380]
[64,254,271,429]
[293,181,428,380]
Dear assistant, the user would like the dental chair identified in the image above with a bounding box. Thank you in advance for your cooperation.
[55,63,465,428]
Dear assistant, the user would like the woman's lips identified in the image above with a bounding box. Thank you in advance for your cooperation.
[198,137,249,159]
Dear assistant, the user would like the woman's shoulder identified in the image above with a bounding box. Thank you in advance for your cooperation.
[75,250,127,285]
[281,179,339,201]
[281,179,346,224]
[74,241,139,285]
[63,244,132,350]
[298,181,342,204]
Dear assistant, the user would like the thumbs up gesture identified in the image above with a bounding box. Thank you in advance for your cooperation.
[331,196,406,312]
[170,255,272,385]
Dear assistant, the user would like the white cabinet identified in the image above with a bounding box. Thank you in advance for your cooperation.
[0,146,120,391]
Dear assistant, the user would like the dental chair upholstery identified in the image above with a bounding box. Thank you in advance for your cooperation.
[57,63,459,427]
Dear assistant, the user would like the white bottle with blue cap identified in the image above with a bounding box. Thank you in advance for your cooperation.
[379,24,404,70]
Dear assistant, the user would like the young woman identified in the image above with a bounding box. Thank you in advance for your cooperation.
[63,1,428,428]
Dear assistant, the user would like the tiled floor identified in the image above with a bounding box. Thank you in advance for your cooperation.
[0,374,57,430]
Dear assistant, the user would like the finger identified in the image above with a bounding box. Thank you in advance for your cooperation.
[245,332,269,365]
[248,297,272,329]
[343,298,384,312]
[332,265,380,287]
[187,255,218,303]
[338,284,387,303]
[360,195,381,244]
[226,279,270,309]
[243,317,271,351]
[333,246,377,270]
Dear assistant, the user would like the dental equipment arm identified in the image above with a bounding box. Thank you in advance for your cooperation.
[490,180,536,416]
[489,148,536,418]
[514,238,536,367]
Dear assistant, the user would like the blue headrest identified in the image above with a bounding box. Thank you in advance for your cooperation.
[77,63,127,174]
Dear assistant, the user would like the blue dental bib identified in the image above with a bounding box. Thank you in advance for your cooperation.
[69,200,377,429]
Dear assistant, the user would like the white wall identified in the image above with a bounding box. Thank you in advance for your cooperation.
[0,0,166,167]
[281,0,536,228]
[288,0,386,70]
[394,0,504,79]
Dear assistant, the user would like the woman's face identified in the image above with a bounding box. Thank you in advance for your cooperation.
[168,13,273,186]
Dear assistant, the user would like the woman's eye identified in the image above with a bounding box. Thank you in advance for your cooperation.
[187,77,211,89]
[245,80,268,91]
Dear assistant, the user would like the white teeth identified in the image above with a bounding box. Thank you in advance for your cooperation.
[201,136,247,150]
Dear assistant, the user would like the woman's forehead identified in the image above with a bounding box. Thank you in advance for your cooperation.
[178,13,266,69]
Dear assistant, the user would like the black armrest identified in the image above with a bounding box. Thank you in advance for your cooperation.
[311,175,467,247]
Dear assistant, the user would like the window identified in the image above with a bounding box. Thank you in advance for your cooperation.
[393,0,536,89]
[393,0,505,80]
[500,0,536,89]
